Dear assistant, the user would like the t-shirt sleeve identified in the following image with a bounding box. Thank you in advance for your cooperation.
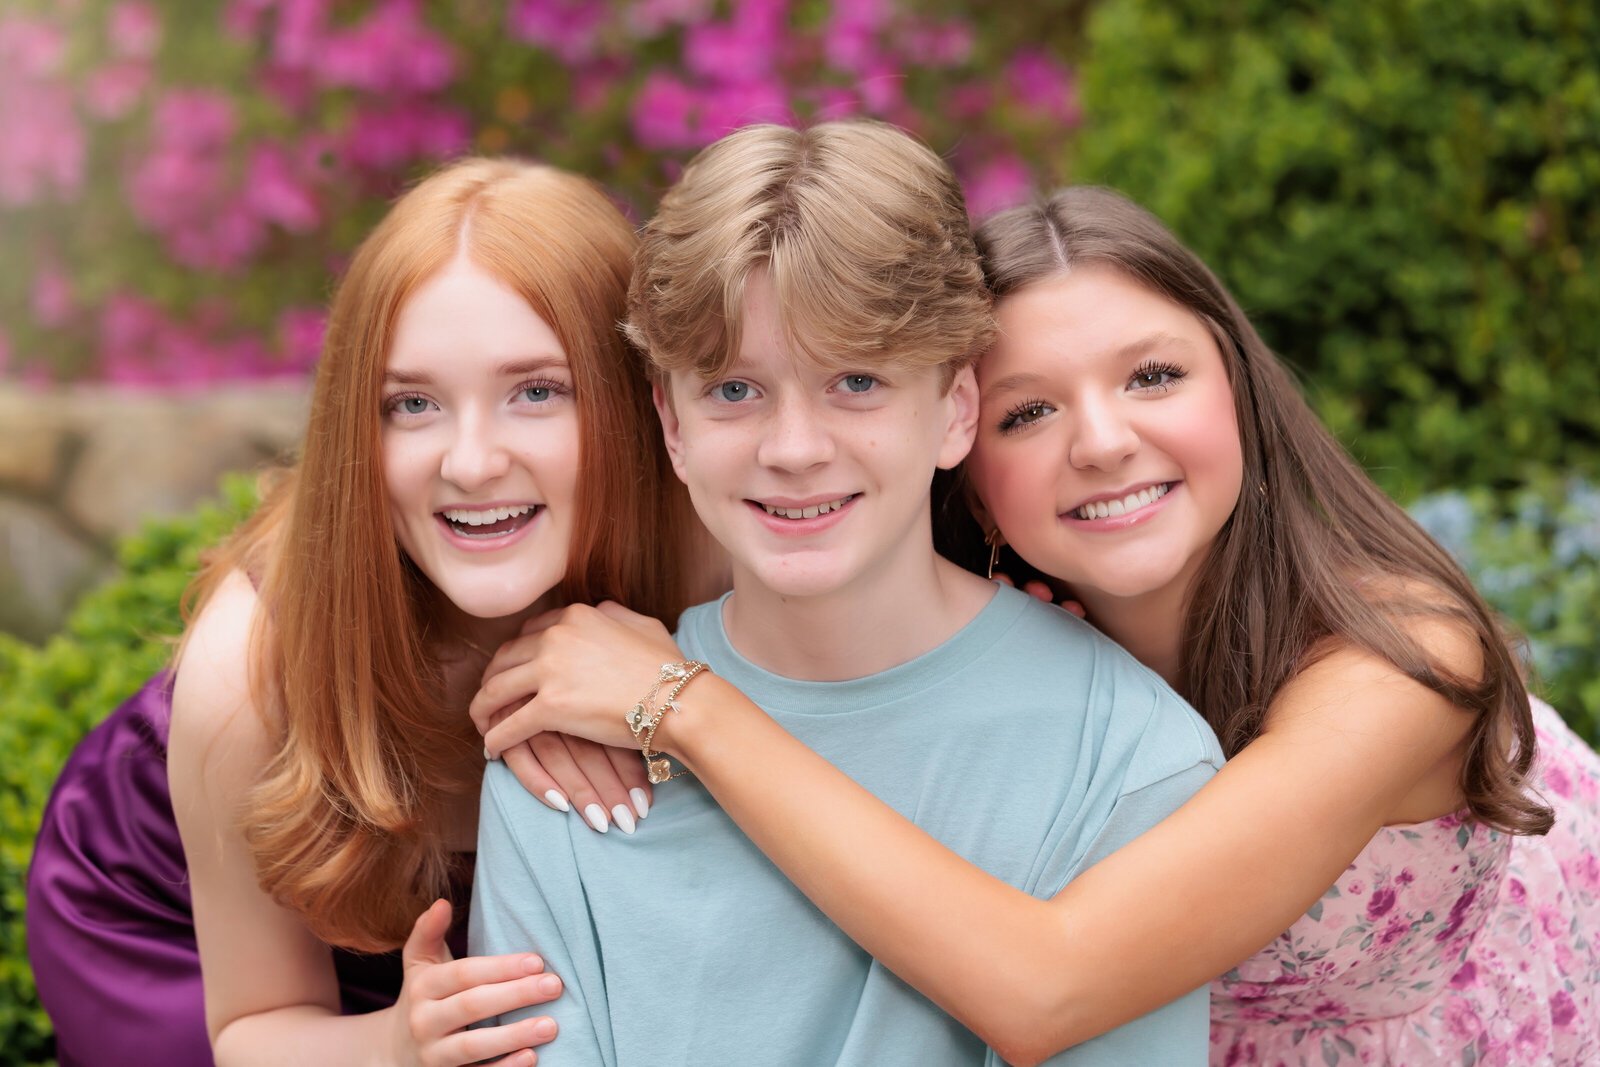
[1032,691,1220,1067]
[470,762,613,1067]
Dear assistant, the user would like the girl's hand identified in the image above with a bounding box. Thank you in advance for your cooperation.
[393,900,560,1067]
[993,573,1087,619]
[469,603,685,832]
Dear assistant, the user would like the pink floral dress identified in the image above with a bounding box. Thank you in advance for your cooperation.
[1211,698,1600,1066]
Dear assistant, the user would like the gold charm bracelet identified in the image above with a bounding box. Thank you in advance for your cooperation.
[625,661,711,784]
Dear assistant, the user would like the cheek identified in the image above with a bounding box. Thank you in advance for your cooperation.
[969,439,1051,529]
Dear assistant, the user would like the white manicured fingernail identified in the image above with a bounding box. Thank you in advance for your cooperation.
[542,790,570,813]
[483,746,494,761]
[611,804,636,835]
[630,787,650,820]
[584,803,609,833]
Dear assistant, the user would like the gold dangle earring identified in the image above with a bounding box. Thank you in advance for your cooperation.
[985,527,1003,580]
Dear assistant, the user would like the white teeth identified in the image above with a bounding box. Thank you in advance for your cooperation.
[442,504,535,526]
[1074,483,1169,521]
[761,494,855,519]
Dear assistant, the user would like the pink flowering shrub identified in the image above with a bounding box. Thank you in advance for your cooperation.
[0,0,1082,385]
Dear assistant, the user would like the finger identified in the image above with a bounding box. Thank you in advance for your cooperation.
[525,734,605,832]
[992,572,1015,587]
[483,697,553,759]
[559,735,637,835]
[410,952,549,1003]
[520,606,565,636]
[473,661,543,736]
[502,742,572,813]
[604,744,652,820]
[437,1013,557,1066]
[1020,580,1054,603]
[402,899,454,971]
[1060,600,1088,618]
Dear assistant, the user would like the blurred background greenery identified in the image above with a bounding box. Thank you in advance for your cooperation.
[1,0,1596,1061]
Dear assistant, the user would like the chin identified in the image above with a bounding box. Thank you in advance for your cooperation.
[440,580,559,621]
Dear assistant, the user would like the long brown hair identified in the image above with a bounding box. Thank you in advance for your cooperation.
[182,158,695,951]
[964,186,1550,835]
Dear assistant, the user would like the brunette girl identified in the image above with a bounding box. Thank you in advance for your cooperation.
[474,186,1600,1064]
[28,157,696,1066]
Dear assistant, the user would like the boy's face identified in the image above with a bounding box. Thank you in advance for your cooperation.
[655,269,978,601]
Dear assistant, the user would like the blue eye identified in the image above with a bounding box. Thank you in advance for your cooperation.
[389,394,431,416]
[717,381,750,402]
[522,385,551,403]
[840,374,877,394]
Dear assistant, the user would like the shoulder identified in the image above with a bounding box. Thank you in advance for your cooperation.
[168,570,276,794]
[992,591,1225,782]
[669,594,730,656]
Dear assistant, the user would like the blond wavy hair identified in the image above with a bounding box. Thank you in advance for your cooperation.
[625,121,994,387]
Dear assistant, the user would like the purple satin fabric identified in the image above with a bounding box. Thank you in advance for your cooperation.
[26,672,470,1066]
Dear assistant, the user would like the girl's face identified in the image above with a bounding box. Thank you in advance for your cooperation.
[381,256,580,621]
[966,266,1243,609]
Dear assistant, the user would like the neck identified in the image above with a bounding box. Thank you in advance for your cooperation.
[1073,578,1193,693]
[722,526,994,682]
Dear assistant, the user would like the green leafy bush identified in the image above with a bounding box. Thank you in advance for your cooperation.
[1411,476,1600,744]
[1073,0,1600,498]
[0,476,257,1067]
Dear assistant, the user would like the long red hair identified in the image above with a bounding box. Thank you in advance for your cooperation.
[183,159,693,950]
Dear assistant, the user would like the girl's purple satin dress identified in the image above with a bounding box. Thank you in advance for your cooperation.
[26,672,470,1066]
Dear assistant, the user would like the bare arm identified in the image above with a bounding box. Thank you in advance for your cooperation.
[168,572,561,1067]
[476,604,1477,1066]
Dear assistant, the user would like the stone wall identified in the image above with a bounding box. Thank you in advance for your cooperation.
[0,383,311,642]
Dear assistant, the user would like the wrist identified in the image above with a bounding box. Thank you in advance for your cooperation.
[649,673,738,769]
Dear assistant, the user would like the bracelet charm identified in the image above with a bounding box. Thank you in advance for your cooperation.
[625,661,711,784]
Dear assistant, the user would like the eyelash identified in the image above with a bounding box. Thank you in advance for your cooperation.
[995,361,1188,433]
[384,378,569,416]
[1131,360,1186,391]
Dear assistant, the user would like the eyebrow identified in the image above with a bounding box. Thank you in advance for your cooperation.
[984,332,1195,396]
[383,354,569,385]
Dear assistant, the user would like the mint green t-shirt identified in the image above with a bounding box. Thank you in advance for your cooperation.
[471,584,1224,1065]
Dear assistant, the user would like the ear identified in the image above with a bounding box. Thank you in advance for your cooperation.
[935,364,980,471]
[652,379,690,484]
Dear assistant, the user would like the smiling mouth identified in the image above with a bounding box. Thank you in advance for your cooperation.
[1071,483,1171,521]
[757,494,859,520]
[439,504,541,538]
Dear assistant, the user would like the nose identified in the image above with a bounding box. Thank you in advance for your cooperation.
[439,411,513,490]
[1067,394,1139,471]
[756,393,835,473]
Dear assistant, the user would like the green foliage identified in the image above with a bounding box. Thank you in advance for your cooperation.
[0,477,257,1067]
[1074,0,1600,497]
[1411,476,1600,744]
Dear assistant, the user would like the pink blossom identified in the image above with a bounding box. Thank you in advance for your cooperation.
[1376,916,1410,949]
[278,307,327,372]
[245,143,320,232]
[342,102,471,170]
[0,80,85,205]
[1545,763,1573,798]
[153,90,238,151]
[1366,886,1398,920]
[944,82,992,121]
[811,86,859,120]
[317,1,455,94]
[963,154,1031,219]
[1442,995,1484,1042]
[1006,47,1079,125]
[31,268,73,328]
[108,2,162,60]
[698,80,791,141]
[1449,961,1478,989]
[899,18,972,67]
[854,59,905,115]
[85,60,152,120]
[683,1,784,83]
[0,15,66,77]
[508,0,608,64]
[627,0,712,36]
[823,0,893,75]
[1550,989,1577,1027]
[631,71,700,149]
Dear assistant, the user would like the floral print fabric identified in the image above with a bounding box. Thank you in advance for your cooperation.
[1212,698,1600,1066]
